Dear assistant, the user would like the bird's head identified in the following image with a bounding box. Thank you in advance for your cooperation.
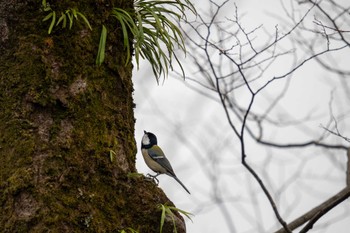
[141,130,158,149]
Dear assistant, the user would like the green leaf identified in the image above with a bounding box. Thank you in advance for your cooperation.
[66,11,73,29]
[42,5,93,35]
[56,12,66,27]
[96,25,107,65]
[159,204,166,233]
[119,228,139,233]
[42,12,53,22]
[111,8,137,65]
[107,0,196,81]
[42,0,51,11]
[48,11,56,34]
[158,204,193,233]
[77,11,92,30]
[170,206,193,222]
[72,8,78,19]
[109,149,116,162]
[62,13,67,28]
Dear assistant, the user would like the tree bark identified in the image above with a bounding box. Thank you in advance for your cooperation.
[0,0,184,232]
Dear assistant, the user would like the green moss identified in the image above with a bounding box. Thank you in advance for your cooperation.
[5,169,34,195]
[0,0,183,232]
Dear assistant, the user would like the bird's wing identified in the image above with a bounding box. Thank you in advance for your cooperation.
[148,145,176,176]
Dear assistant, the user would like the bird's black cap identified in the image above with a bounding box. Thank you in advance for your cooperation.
[143,130,158,146]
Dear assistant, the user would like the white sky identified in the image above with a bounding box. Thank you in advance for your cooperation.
[132,0,350,232]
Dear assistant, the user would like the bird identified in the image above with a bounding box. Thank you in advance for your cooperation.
[141,130,190,194]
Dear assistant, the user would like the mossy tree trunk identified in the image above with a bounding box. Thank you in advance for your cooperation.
[0,0,185,232]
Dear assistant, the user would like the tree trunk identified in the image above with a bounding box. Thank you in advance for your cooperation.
[0,0,185,232]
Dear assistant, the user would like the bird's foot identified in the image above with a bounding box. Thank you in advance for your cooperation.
[146,173,159,185]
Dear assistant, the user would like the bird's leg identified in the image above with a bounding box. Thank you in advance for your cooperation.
[146,173,160,185]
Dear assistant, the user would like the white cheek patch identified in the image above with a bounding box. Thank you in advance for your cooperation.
[142,134,150,145]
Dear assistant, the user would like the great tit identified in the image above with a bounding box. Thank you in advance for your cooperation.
[141,130,190,194]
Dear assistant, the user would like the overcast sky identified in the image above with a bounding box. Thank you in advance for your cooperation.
[132,0,350,232]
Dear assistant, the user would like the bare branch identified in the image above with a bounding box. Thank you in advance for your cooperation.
[243,161,292,233]
[175,0,350,232]
[274,186,350,233]
[320,124,350,143]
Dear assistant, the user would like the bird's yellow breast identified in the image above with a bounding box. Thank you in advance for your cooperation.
[141,148,167,174]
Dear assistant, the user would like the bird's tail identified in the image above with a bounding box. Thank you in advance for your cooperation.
[173,176,191,194]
